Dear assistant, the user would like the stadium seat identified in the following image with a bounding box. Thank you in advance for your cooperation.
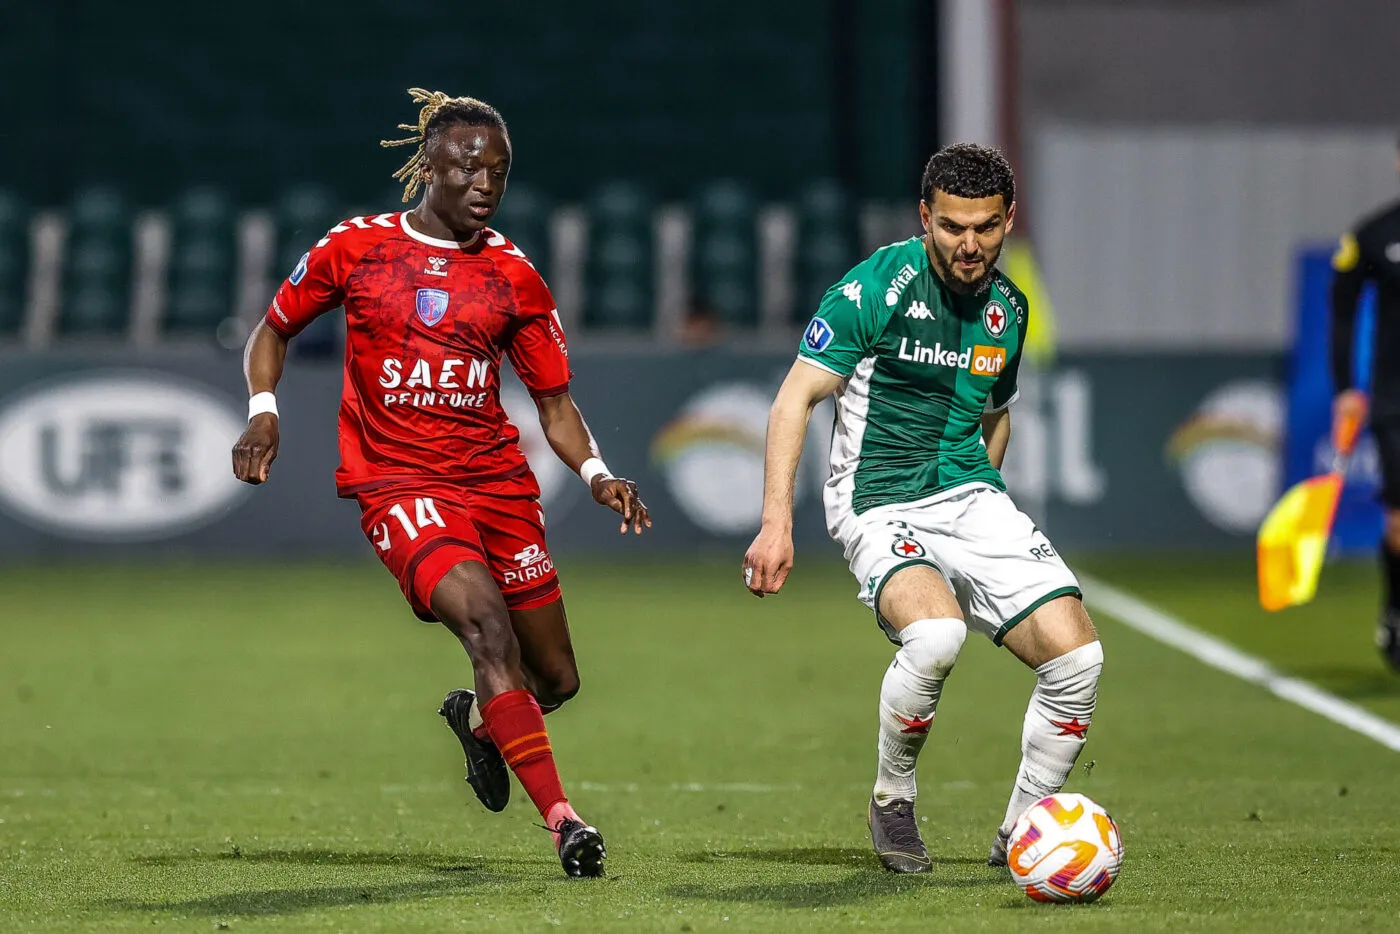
[492,183,551,278]
[0,190,28,338]
[276,185,344,359]
[794,179,859,325]
[583,181,654,330]
[690,179,758,328]
[58,187,132,337]
[163,187,235,338]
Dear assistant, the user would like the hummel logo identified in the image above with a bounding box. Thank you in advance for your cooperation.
[905,300,933,320]
[424,256,448,277]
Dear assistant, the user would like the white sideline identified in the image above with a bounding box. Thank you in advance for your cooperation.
[1080,574,1400,753]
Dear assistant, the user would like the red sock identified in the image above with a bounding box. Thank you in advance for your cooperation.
[480,689,569,822]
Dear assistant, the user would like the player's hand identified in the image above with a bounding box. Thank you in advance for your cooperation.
[1333,389,1369,453]
[591,476,651,535]
[742,523,794,598]
[232,414,279,484]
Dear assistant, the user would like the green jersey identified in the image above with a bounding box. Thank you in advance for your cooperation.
[798,236,1027,515]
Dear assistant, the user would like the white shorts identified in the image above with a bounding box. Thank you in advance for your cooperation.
[831,484,1081,646]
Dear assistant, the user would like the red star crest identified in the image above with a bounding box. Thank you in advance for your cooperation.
[891,536,925,558]
[896,713,933,734]
[1051,717,1089,739]
[982,301,1008,338]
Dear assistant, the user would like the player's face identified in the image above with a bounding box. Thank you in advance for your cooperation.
[421,123,512,236]
[920,191,1015,295]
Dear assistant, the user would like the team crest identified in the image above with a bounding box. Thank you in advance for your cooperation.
[982,300,1008,339]
[891,536,925,559]
[415,288,450,327]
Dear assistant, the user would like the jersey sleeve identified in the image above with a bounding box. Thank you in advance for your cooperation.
[986,296,1026,413]
[505,265,572,398]
[1329,229,1371,392]
[796,273,887,378]
[263,231,353,338]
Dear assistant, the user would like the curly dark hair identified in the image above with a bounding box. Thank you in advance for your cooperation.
[920,143,1015,207]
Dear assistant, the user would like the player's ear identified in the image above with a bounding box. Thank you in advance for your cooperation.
[1004,201,1016,236]
[918,200,932,233]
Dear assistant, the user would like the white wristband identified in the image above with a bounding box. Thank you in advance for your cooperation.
[248,392,279,420]
[579,457,613,487]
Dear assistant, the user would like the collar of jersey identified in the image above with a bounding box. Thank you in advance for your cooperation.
[399,212,483,250]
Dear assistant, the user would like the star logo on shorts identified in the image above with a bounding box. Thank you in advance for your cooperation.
[1051,717,1089,739]
[896,713,934,734]
[891,536,925,559]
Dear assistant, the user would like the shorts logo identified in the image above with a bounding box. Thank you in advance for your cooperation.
[288,252,309,286]
[415,288,450,327]
[804,317,834,353]
[891,536,925,559]
[983,300,1008,339]
[969,345,1006,377]
[505,543,555,585]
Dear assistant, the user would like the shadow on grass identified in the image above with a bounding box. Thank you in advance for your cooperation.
[1290,665,1400,700]
[667,868,1004,910]
[103,879,477,917]
[684,846,984,868]
[132,847,553,874]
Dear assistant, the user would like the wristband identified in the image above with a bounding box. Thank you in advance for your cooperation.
[248,392,279,420]
[579,457,613,487]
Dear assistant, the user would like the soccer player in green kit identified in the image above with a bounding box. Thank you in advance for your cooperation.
[742,144,1104,873]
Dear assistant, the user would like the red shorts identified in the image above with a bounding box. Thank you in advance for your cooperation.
[357,475,561,621]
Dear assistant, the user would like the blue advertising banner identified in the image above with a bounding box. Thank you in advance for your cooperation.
[1287,248,1383,555]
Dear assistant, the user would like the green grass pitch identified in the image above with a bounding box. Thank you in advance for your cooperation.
[2,555,1398,932]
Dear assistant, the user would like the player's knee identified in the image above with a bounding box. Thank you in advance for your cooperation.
[1034,640,1103,716]
[537,670,580,709]
[896,617,967,681]
[1384,511,1400,554]
[445,608,516,670]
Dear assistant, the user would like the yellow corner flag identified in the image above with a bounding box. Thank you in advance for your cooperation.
[1256,408,1363,611]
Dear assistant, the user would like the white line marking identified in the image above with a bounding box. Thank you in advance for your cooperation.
[1081,574,1400,753]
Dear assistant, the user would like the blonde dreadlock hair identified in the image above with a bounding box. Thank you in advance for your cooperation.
[379,88,508,203]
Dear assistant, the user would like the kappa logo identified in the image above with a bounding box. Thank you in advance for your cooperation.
[288,252,309,286]
[804,317,835,353]
[840,280,863,309]
[905,300,934,320]
[884,263,917,306]
[415,288,449,327]
[983,301,1008,339]
[423,256,448,277]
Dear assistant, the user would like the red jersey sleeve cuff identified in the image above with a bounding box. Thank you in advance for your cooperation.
[527,381,571,399]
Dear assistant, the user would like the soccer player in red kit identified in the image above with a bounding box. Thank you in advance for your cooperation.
[230,88,650,878]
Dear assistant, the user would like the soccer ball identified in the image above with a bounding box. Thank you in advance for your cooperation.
[1007,793,1123,903]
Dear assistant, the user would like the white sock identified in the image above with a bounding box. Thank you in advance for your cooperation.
[873,617,967,805]
[998,640,1104,835]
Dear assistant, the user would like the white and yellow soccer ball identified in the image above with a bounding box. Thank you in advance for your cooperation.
[1007,793,1124,903]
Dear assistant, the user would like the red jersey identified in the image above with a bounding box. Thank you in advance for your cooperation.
[264,212,571,497]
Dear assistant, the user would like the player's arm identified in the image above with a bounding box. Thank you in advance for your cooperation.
[743,360,844,597]
[505,263,650,534]
[232,321,290,484]
[533,391,650,535]
[981,407,1011,470]
[1329,231,1371,430]
[231,239,347,485]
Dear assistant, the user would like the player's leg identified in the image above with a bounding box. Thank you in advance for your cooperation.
[993,596,1102,867]
[840,511,971,873]
[941,487,1100,867]
[509,599,581,712]
[430,562,604,877]
[1374,423,1400,670]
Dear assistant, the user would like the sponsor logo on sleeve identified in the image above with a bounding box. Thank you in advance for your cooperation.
[288,252,310,286]
[884,263,917,306]
[804,317,835,353]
